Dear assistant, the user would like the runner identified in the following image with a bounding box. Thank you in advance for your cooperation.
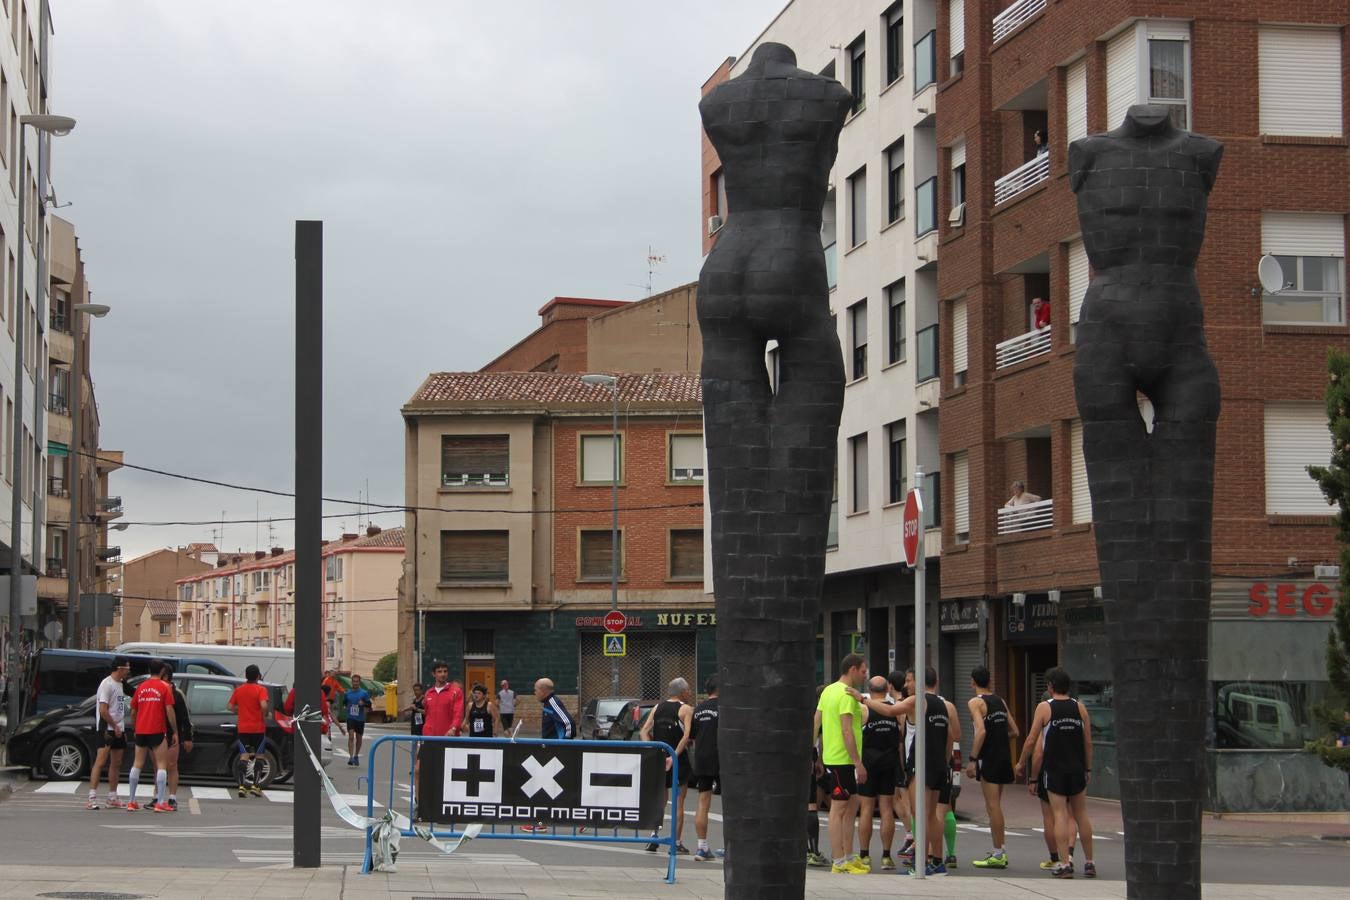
[641,677,694,854]
[86,656,130,810]
[161,664,193,811]
[228,664,272,796]
[688,675,722,861]
[126,661,178,813]
[1028,666,1096,879]
[940,737,962,868]
[857,675,900,872]
[967,665,1018,870]
[805,742,829,867]
[521,676,575,834]
[343,674,373,767]
[815,653,868,875]
[1016,683,1078,870]
[498,679,517,732]
[412,661,464,821]
[284,682,341,740]
[462,683,500,738]
[890,669,916,867]
[400,682,426,736]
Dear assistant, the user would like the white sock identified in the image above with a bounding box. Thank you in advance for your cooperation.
[994,846,1004,854]
[128,767,141,802]
[155,769,167,804]
[698,839,708,851]
[87,789,96,798]
[170,793,177,802]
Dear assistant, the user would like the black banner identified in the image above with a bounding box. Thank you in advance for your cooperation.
[416,740,668,830]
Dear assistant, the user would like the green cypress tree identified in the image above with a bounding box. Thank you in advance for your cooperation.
[1305,348,1350,772]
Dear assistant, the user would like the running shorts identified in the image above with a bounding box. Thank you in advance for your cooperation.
[825,764,857,799]
[100,729,127,750]
[236,732,267,755]
[348,720,366,735]
[134,732,164,748]
[690,773,720,793]
[857,765,898,798]
[976,758,1015,785]
[1042,770,1087,798]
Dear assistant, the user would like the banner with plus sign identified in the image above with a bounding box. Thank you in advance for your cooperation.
[417,740,667,830]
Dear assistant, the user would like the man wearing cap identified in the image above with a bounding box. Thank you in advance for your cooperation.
[86,656,130,810]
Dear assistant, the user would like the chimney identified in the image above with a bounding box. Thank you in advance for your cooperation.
[254,551,266,561]
[216,557,230,568]
[271,547,285,557]
[366,525,382,537]
[342,533,358,542]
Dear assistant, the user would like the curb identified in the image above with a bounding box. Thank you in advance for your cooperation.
[0,765,28,802]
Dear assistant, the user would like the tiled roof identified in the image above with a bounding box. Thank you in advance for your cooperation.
[346,527,405,550]
[408,372,702,407]
[147,599,177,618]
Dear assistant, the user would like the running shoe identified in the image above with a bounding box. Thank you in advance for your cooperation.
[675,843,690,855]
[238,785,248,798]
[249,784,263,797]
[714,848,726,859]
[830,860,866,875]
[1052,862,1074,879]
[1083,861,1097,878]
[125,801,140,812]
[519,823,547,833]
[105,796,124,809]
[168,799,178,811]
[945,853,958,869]
[806,851,830,867]
[852,855,872,873]
[644,834,660,852]
[85,797,100,810]
[692,848,716,862]
[880,853,895,870]
[972,850,1008,869]
[1039,858,1058,870]
[907,859,947,877]
[152,802,173,813]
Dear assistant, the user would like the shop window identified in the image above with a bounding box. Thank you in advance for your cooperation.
[579,529,623,581]
[1213,681,1329,750]
[441,530,509,583]
[668,529,703,581]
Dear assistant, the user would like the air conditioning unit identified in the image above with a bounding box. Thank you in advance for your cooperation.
[948,202,965,227]
[1314,564,1340,580]
[707,214,723,235]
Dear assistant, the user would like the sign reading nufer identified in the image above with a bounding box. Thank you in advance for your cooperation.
[417,741,667,829]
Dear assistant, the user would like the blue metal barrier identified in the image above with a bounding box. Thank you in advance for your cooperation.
[361,734,680,882]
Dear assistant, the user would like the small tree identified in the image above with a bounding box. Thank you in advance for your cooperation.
[373,652,398,683]
[1305,348,1350,772]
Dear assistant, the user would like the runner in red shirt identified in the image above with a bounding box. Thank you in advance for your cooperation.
[412,660,463,820]
[127,663,178,813]
[228,665,272,798]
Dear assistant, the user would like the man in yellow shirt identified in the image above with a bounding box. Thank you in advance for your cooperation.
[814,652,868,874]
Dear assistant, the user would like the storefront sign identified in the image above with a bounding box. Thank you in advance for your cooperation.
[575,614,644,628]
[655,612,717,626]
[1005,597,1058,642]
[573,611,717,629]
[1247,582,1336,618]
[939,598,980,633]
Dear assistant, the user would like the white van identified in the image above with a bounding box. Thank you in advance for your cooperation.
[115,642,295,687]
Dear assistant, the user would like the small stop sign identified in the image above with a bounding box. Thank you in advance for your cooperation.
[903,489,924,567]
[604,610,628,633]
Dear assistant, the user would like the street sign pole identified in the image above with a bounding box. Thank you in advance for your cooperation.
[909,468,926,879]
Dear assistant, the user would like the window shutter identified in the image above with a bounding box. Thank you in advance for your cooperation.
[442,531,509,581]
[1066,59,1088,143]
[580,530,622,580]
[949,0,965,58]
[1070,420,1092,524]
[670,433,704,480]
[581,434,618,482]
[1262,212,1346,257]
[1106,27,1140,131]
[1068,239,1089,324]
[951,140,966,169]
[1259,27,1343,137]
[442,435,509,481]
[669,530,703,579]
[951,298,968,374]
[953,451,970,537]
[1264,403,1334,515]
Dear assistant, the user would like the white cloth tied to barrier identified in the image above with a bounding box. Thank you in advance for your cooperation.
[287,707,481,872]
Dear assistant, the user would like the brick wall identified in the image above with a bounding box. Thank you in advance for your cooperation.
[700,58,735,257]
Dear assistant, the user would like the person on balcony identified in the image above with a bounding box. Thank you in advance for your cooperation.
[1033,130,1049,157]
[1032,297,1051,330]
[1004,481,1042,507]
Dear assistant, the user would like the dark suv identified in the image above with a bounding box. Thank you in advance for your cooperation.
[24,649,233,719]
[580,696,640,740]
[6,673,323,786]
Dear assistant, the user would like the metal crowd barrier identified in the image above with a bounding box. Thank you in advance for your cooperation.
[360,734,681,882]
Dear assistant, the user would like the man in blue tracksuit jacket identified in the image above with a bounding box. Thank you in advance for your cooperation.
[534,677,575,739]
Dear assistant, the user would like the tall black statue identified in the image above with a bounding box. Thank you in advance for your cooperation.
[1071,104,1223,899]
[697,43,849,898]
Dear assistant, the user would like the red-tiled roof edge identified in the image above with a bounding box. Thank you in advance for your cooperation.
[535,296,628,316]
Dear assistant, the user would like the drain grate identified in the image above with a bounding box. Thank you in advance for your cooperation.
[38,894,148,900]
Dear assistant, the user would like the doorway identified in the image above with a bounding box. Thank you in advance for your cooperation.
[465,662,496,693]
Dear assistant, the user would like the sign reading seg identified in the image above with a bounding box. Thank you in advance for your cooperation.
[1247,582,1336,618]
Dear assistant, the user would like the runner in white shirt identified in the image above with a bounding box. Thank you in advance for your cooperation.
[497,680,517,732]
[86,656,131,810]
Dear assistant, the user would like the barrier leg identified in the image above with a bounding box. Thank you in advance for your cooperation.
[666,754,678,884]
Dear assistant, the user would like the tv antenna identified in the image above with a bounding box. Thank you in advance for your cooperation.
[627,246,666,297]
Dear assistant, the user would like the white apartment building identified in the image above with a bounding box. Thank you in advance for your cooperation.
[703,0,944,679]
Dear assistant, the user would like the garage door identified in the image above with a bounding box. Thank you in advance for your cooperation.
[578,632,697,712]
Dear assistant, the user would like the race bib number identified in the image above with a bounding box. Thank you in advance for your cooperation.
[472,718,485,734]
[413,712,424,725]
[349,704,361,718]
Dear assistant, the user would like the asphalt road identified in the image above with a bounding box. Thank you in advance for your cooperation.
[1,722,1345,886]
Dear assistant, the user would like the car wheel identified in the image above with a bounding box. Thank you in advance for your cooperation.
[272,770,292,785]
[233,749,281,789]
[42,737,88,780]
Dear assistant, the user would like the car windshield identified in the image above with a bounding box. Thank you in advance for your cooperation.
[595,699,630,718]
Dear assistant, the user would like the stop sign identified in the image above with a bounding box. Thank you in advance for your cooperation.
[902,488,924,567]
[604,610,628,633]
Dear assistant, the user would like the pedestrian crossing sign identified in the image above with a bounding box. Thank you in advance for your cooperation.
[603,634,627,657]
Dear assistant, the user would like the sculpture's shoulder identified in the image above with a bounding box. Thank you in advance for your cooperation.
[1181,132,1224,191]
[1067,134,1114,193]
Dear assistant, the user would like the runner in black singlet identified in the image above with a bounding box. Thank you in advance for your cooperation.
[1029,667,1096,879]
[640,677,694,854]
[967,665,1019,870]
[462,683,498,738]
[857,676,901,871]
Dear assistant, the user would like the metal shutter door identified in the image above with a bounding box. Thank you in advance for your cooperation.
[953,451,970,537]
[1262,213,1346,257]
[1260,27,1343,137]
[1066,59,1088,143]
[952,298,968,374]
[1068,239,1089,324]
[952,632,982,759]
[949,0,965,58]
[1105,27,1139,132]
[1070,419,1091,524]
[1264,403,1334,514]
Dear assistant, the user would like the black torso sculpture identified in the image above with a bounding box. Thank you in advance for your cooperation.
[697,43,850,899]
[1070,105,1223,900]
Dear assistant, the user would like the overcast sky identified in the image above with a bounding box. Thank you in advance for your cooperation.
[53,0,780,559]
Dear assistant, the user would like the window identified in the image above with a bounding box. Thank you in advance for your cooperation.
[850,432,869,514]
[253,570,270,591]
[952,451,970,542]
[1065,58,1088,144]
[441,530,510,582]
[711,168,727,228]
[887,280,906,364]
[951,298,968,386]
[1259,27,1342,138]
[888,420,907,504]
[1067,238,1088,342]
[886,140,905,224]
[669,529,703,580]
[827,460,839,548]
[1070,419,1091,524]
[885,4,904,85]
[915,29,936,91]
[326,631,336,660]
[464,628,494,657]
[1107,23,1190,132]
[849,300,867,380]
[950,142,966,227]
[1147,38,1189,129]
[1261,213,1345,326]
[822,188,838,290]
[949,0,965,76]
[325,555,343,581]
[579,432,623,484]
[669,433,704,483]
[1264,403,1333,515]
[847,34,865,114]
[442,434,509,487]
[579,529,622,581]
[1214,681,1330,750]
[915,177,936,237]
[187,681,235,717]
[848,167,867,247]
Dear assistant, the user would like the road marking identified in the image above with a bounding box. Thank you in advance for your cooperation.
[35,782,81,794]
[260,790,379,807]
[190,787,232,801]
[188,798,202,815]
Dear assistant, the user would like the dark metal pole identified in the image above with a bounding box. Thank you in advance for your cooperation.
[608,380,619,697]
[294,220,322,868]
[65,301,82,647]
[6,124,29,736]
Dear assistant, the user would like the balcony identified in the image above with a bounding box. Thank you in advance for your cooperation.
[47,475,68,498]
[916,324,940,384]
[995,327,1052,369]
[824,241,838,291]
[997,498,1054,535]
[48,392,69,416]
[914,30,936,93]
[994,153,1050,206]
[45,557,66,577]
[97,496,123,517]
[992,0,1046,44]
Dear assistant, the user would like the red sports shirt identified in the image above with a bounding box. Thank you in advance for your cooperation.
[421,682,464,737]
[230,682,271,733]
[131,678,173,735]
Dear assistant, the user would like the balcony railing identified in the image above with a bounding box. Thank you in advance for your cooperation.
[47,475,67,498]
[995,327,1052,369]
[45,557,66,577]
[48,392,70,416]
[997,498,1054,535]
[916,324,940,383]
[98,496,123,515]
[49,312,70,334]
[914,30,936,92]
[994,153,1050,205]
[993,0,1047,44]
[824,241,838,290]
[442,473,509,488]
[915,177,938,237]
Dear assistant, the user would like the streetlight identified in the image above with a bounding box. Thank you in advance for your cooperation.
[580,373,620,697]
[66,302,109,647]
[8,113,76,734]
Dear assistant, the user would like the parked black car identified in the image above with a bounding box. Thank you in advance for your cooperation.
[6,674,326,786]
[24,649,233,719]
[606,699,659,742]
[580,696,640,740]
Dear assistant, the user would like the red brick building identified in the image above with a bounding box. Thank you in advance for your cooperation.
[937,0,1348,810]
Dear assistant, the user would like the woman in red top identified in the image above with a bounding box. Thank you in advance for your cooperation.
[228,665,272,797]
[127,664,177,812]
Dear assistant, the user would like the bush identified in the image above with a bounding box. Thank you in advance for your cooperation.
[373,652,398,683]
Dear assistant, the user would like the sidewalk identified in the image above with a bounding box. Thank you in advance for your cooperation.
[0,864,1344,900]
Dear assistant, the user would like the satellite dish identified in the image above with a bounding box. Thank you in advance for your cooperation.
[1258,255,1285,294]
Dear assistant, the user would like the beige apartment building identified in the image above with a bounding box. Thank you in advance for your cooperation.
[100,545,216,646]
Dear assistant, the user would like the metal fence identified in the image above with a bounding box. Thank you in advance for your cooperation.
[577,631,696,710]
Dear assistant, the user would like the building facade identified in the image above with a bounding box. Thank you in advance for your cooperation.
[102,545,215,647]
